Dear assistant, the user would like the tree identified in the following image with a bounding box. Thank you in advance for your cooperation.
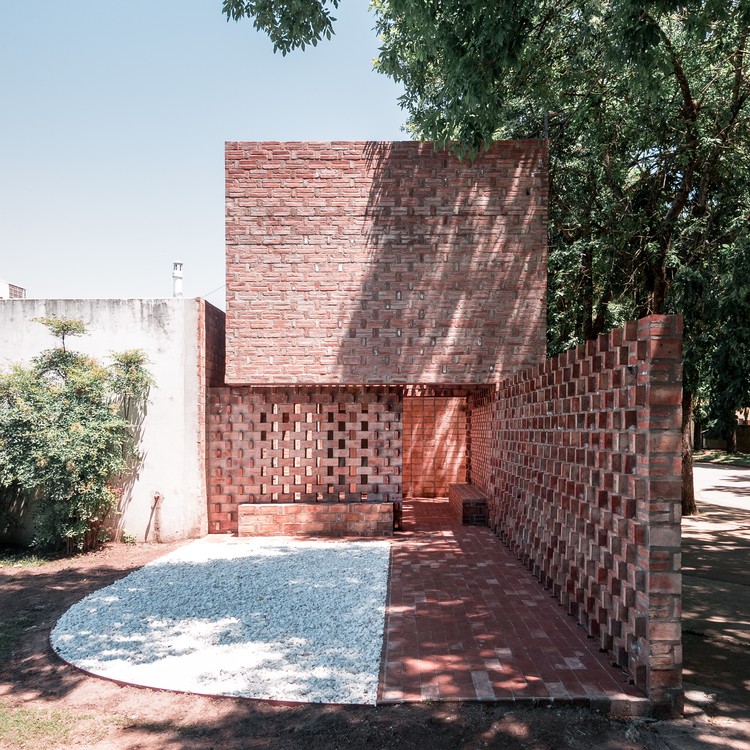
[0,318,152,552]
[224,1,750,514]
[222,0,340,53]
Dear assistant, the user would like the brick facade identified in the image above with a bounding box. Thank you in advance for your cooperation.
[211,141,683,713]
[198,300,227,536]
[468,315,683,716]
[466,387,494,495]
[207,386,402,533]
[225,140,547,385]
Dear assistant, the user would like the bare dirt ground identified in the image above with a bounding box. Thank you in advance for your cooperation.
[1,466,748,750]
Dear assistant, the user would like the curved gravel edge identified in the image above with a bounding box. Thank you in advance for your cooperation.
[51,537,391,704]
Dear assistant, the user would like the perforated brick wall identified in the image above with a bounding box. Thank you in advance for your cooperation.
[480,315,683,716]
[207,386,402,533]
[225,140,547,385]
[402,396,466,497]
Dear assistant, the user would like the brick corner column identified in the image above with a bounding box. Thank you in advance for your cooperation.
[638,314,684,717]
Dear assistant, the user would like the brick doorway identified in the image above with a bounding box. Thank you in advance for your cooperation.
[402,396,467,498]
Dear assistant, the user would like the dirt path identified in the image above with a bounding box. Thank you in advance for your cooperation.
[1,469,749,749]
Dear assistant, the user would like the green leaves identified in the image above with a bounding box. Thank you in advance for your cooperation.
[0,319,151,552]
[222,0,340,54]
[224,0,750,447]
[33,316,87,352]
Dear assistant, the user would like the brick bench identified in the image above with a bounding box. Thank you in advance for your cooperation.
[237,502,393,537]
[448,484,488,526]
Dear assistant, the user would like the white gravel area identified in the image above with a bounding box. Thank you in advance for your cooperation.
[51,537,391,704]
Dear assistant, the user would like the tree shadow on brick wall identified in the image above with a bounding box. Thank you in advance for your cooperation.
[334,140,547,385]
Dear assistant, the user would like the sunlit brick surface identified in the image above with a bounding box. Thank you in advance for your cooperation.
[402,396,466,497]
[468,315,683,716]
[208,386,402,533]
[225,140,547,385]
[379,498,649,714]
[237,501,393,537]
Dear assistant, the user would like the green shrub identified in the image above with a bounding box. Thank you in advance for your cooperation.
[0,317,151,553]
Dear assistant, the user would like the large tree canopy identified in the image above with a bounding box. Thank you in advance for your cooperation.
[224,1,750,513]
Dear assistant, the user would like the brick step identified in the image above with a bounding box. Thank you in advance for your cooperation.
[238,501,393,537]
[448,483,488,526]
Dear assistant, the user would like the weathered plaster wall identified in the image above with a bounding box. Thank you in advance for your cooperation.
[0,298,224,543]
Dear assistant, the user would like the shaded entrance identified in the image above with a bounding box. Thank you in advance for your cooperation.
[402,396,467,498]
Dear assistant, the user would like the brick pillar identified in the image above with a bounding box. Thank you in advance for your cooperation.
[636,315,683,717]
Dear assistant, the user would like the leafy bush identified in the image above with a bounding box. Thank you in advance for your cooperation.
[0,317,151,553]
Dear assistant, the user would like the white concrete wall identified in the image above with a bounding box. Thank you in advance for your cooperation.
[0,299,208,544]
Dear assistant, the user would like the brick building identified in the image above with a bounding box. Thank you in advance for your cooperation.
[0,279,26,299]
[205,140,682,715]
[211,140,547,527]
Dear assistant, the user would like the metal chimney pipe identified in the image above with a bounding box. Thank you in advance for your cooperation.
[172,261,183,299]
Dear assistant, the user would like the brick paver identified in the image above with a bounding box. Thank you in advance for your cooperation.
[379,498,649,715]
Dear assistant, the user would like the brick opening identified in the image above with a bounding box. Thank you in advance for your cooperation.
[402,396,466,498]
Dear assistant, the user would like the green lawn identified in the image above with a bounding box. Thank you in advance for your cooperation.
[693,449,750,467]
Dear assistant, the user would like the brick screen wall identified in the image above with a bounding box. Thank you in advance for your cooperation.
[466,387,494,495]
[225,140,547,385]
[207,386,402,533]
[402,396,466,497]
[469,315,683,716]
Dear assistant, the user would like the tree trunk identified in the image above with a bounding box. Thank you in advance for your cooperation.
[682,387,698,516]
[727,428,737,453]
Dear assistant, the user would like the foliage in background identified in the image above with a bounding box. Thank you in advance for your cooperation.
[0,318,151,553]
[372,0,750,425]
[222,0,340,53]
[225,0,750,511]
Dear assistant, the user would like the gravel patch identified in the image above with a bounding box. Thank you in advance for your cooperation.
[51,537,391,704]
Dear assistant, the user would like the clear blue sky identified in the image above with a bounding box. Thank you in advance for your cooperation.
[0,2,406,309]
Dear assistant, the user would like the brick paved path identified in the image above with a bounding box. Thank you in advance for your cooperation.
[379,498,649,715]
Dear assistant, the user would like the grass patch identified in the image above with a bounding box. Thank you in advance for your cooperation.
[0,703,115,749]
[0,704,80,749]
[0,616,35,660]
[0,547,55,568]
[693,450,750,467]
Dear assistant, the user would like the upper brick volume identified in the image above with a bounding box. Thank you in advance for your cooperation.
[225,141,548,385]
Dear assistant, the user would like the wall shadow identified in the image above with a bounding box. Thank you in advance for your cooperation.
[333,140,547,386]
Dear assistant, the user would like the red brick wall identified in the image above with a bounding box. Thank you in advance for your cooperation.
[482,315,683,716]
[198,300,226,534]
[402,396,466,497]
[466,387,494,495]
[204,301,226,388]
[225,140,547,385]
[237,502,393,537]
[207,386,402,533]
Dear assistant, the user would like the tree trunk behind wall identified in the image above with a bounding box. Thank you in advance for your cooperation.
[682,387,698,516]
